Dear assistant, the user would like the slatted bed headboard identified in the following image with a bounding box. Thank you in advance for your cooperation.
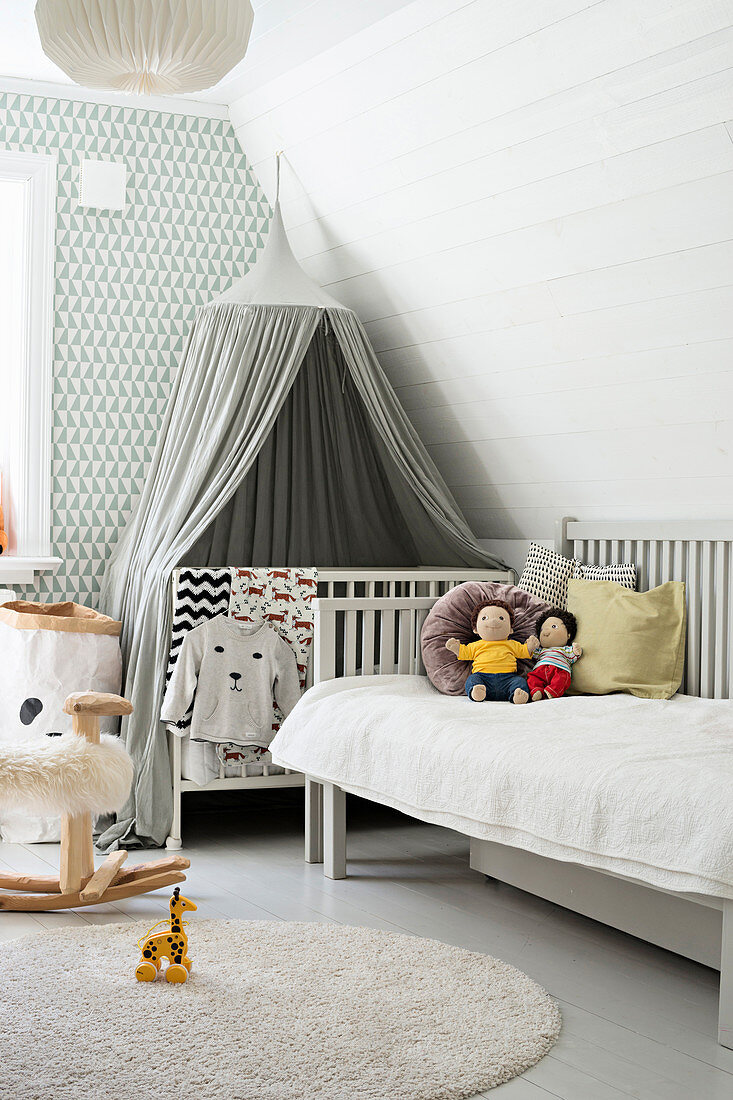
[311,569,512,685]
[556,518,733,700]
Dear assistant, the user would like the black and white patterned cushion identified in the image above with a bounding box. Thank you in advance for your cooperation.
[166,567,232,732]
[573,562,636,590]
[517,543,577,608]
[518,543,637,608]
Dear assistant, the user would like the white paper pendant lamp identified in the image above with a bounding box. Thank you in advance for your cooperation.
[35,0,254,96]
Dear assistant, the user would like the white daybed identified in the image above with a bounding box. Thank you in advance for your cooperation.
[269,518,733,1048]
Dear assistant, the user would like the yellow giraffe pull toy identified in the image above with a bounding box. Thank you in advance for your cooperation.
[135,886,197,983]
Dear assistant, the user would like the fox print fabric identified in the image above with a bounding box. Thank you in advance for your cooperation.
[229,568,319,734]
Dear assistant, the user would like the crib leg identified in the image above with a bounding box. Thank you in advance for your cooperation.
[305,778,323,864]
[323,782,346,880]
[720,900,733,1048]
[166,731,183,851]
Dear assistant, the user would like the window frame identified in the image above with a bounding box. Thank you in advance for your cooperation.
[0,150,57,581]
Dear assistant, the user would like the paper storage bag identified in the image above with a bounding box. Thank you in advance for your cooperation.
[0,601,122,842]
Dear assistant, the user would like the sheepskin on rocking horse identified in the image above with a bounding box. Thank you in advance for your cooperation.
[0,691,189,910]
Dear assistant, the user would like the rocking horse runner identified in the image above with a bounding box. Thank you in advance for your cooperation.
[136,886,196,983]
[0,691,190,911]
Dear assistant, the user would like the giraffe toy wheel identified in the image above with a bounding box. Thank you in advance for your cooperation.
[135,960,157,982]
[166,963,188,983]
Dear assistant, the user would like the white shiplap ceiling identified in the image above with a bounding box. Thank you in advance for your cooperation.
[0,0,412,107]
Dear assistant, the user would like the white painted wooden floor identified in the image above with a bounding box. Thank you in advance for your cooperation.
[2,791,732,1099]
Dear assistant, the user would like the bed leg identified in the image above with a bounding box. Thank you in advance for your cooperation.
[323,782,346,880]
[166,731,183,851]
[720,900,733,1048]
[305,778,323,864]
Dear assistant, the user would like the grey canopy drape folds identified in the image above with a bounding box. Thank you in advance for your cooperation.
[98,200,505,849]
[328,309,492,568]
[188,318,493,568]
[97,303,320,848]
[188,319,422,566]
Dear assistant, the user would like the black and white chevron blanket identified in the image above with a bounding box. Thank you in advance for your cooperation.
[165,568,232,732]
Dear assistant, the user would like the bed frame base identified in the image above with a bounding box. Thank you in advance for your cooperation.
[469,837,724,968]
[307,780,345,880]
[722,902,733,1048]
[305,776,323,864]
[309,775,733,1047]
[477,841,733,1049]
[323,782,346,881]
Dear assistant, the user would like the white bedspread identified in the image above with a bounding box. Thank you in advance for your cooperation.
[270,675,733,898]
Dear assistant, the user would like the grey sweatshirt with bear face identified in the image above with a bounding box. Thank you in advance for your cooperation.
[161,615,301,747]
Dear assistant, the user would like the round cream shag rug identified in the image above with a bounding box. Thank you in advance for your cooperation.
[1,920,560,1099]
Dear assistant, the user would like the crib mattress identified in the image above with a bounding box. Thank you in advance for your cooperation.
[270,674,733,899]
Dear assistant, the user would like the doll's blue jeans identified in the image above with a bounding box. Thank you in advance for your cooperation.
[465,671,529,703]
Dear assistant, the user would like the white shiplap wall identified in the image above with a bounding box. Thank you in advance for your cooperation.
[230,0,733,541]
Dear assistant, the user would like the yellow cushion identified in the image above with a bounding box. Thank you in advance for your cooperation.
[566,579,686,699]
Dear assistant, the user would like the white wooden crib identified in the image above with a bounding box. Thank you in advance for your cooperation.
[301,518,733,1048]
[165,565,513,849]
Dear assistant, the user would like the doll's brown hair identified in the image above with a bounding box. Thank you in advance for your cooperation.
[535,607,578,644]
[470,599,514,634]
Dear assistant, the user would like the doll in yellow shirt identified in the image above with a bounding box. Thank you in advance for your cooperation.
[446,599,539,705]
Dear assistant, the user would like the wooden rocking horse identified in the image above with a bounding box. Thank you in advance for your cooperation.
[0,691,189,910]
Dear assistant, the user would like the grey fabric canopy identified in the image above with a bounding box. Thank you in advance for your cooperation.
[97,201,504,850]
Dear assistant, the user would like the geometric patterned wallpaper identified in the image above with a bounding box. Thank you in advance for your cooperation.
[0,93,270,605]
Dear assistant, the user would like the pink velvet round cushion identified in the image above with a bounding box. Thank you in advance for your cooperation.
[420,582,551,695]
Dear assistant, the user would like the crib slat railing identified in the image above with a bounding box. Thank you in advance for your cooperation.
[362,606,375,675]
[714,542,729,699]
[416,606,431,676]
[313,601,337,683]
[313,597,437,684]
[380,606,396,675]
[701,542,716,699]
[344,608,358,677]
[398,609,412,674]
[686,542,701,698]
